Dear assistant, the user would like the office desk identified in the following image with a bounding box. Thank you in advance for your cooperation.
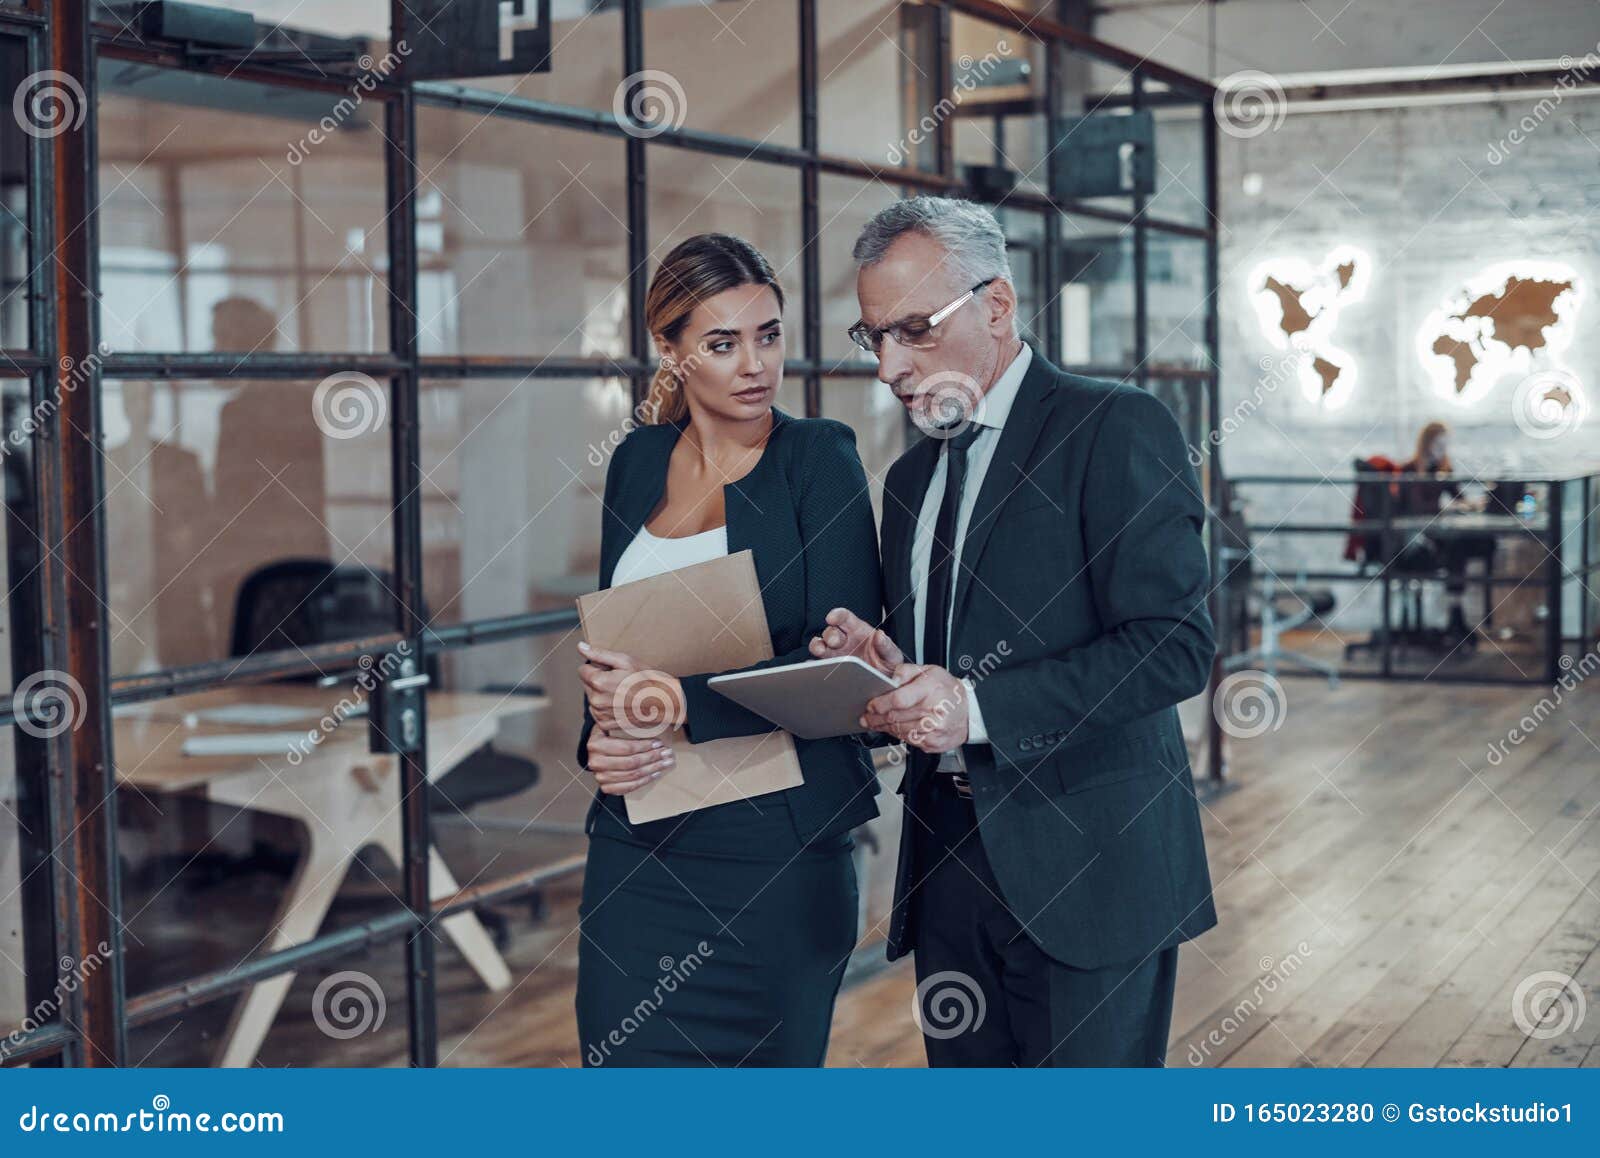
[1227,470,1600,683]
[1389,513,1544,535]
[114,686,547,1066]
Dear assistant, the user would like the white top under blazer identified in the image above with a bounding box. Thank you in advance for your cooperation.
[610,523,730,586]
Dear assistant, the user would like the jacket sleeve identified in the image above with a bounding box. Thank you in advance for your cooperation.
[575,435,632,772]
[677,421,885,744]
[972,388,1216,770]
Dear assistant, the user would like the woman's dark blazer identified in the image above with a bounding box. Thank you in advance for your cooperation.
[577,407,885,844]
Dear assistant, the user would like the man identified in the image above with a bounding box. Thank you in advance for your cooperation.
[810,197,1217,1066]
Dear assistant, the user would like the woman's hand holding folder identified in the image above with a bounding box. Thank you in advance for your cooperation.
[577,641,686,734]
[584,730,674,795]
[578,641,686,795]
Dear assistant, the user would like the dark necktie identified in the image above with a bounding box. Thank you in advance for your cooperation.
[921,425,983,671]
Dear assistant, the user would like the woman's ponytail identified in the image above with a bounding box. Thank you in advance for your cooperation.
[641,361,688,425]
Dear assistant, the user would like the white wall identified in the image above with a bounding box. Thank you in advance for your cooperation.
[1094,0,1600,80]
[1093,0,1600,640]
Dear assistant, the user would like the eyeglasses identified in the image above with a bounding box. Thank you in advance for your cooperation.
[847,278,996,355]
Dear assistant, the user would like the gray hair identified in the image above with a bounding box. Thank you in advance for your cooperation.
[851,196,1017,334]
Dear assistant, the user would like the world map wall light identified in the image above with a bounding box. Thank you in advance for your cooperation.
[1414,260,1584,414]
[1248,245,1371,411]
[1511,368,1588,440]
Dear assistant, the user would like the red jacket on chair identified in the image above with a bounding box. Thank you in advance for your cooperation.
[1344,455,1403,563]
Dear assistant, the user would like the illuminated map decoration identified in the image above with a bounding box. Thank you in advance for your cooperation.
[1415,260,1583,410]
[1248,246,1370,410]
[1511,368,1588,440]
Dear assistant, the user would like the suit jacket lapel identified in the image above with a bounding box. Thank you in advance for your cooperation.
[949,353,1059,634]
[601,410,792,590]
[599,420,682,589]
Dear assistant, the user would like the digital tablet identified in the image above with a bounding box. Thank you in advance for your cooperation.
[707,656,898,739]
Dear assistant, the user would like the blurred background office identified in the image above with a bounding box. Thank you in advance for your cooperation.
[1,0,1596,1069]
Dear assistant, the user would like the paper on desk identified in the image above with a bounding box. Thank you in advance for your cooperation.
[187,703,346,727]
[180,732,314,757]
[576,549,802,824]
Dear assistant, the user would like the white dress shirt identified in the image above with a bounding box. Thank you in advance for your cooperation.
[909,341,1031,771]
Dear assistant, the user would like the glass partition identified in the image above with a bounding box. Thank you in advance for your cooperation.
[97,62,391,355]
[10,0,1220,1067]
[100,378,394,676]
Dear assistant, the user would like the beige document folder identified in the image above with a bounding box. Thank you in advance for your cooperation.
[575,549,803,824]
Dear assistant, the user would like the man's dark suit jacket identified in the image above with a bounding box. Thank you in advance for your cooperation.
[880,347,1218,970]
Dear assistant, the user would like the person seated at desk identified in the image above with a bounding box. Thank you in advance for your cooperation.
[1397,420,1495,646]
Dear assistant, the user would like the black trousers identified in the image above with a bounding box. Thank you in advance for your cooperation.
[908,776,1179,1067]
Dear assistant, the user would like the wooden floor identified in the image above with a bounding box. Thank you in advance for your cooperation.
[833,675,1600,1067]
[122,674,1600,1067]
[1269,622,1553,684]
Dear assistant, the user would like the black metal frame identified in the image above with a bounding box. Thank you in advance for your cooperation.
[1,0,1220,1067]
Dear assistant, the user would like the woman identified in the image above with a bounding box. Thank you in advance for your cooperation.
[1400,420,1460,515]
[573,233,883,1067]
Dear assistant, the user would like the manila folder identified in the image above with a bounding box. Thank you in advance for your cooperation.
[575,549,802,823]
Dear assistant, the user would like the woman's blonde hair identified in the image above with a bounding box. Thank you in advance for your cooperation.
[641,234,785,424]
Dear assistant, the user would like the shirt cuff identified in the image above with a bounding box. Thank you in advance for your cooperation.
[963,677,989,745]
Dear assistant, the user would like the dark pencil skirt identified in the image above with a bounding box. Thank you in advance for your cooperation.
[576,792,858,1067]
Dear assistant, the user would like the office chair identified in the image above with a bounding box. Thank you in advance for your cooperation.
[230,559,546,948]
[230,558,438,681]
[1217,482,1339,685]
[1342,458,1449,660]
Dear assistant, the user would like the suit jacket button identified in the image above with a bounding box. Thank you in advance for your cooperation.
[1018,736,1033,752]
